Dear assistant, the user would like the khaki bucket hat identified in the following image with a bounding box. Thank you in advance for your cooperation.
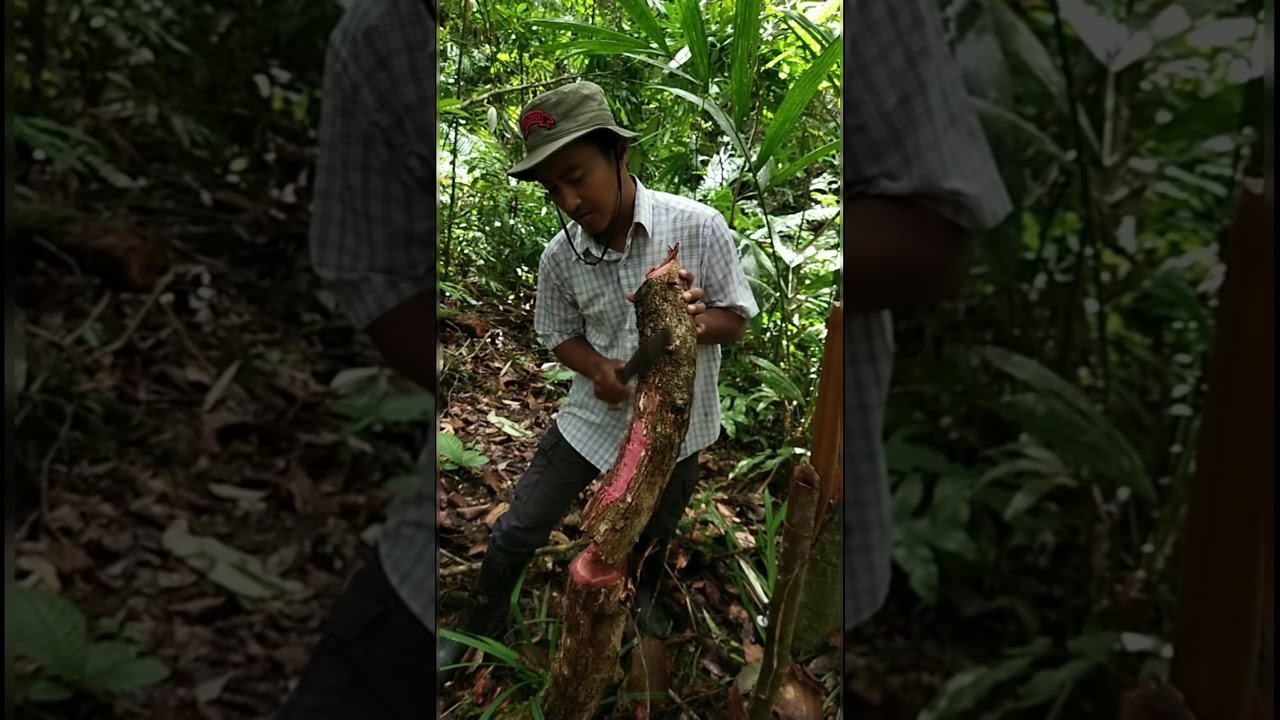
[507,81,639,181]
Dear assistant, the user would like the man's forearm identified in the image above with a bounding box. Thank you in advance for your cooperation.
[553,336,609,378]
[367,290,438,395]
[844,195,975,313]
[697,308,747,345]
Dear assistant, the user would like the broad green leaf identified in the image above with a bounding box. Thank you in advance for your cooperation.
[542,40,667,57]
[729,0,762,131]
[754,34,840,173]
[6,585,89,681]
[892,530,939,604]
[1007,655,1106,709]
[82,642,170,691]
[528,18,655,49]
[1004,475,1074,520]
[780,9,833,55]
[747,356,803,403]
[970,96,1069,161]
[437,431,465,461]
[25,678,74,703]
[919,639,1052,719]
[654,86,750,160]
[620,52,699,84]
[674,0,710,85]
[618,0,670,54]
[983,0,1067,104]
[893,475,925,518]
[762,140,840,192]
[981,346,1151,499]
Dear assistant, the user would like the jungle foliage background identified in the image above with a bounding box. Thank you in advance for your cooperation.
[7,0,1265,718]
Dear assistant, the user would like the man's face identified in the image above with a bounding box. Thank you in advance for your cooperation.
[533,140,621,238]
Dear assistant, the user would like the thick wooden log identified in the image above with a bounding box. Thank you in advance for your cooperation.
[543,245,698,720]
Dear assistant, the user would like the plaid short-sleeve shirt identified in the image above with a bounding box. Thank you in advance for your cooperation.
[535,177,760,472]
[844,0,1013,629]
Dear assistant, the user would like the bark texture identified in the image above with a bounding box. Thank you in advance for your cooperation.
[544,245,698,720]
[748,463,821,720]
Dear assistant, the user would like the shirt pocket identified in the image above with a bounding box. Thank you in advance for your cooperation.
[570,267,632,347]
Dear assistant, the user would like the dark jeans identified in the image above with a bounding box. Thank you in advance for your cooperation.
[277,551,434,720]
[490,422,701,558]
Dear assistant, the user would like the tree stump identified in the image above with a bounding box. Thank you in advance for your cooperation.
[543,245,698,720]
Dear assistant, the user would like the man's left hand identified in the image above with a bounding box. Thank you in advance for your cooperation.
[628,268,707,335]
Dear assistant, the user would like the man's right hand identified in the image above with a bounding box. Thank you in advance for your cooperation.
[590,358,630,405]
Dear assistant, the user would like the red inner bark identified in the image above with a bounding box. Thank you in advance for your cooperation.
[599,420,648,507]
[569,544,623,587]
[644,243,681,279]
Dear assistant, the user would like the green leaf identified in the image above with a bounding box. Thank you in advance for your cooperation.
[1007,656,1104,709]
[754,34,841,173]
[619,52,699,84]
[6,585,90,681]
[893,475,925,518]
[981,346,1152,499]
[729,0,762,131]
[674,0,710,85]
[920,639,1052,719]
[746,356,803,404]
[618,0,670,54]
[970,96,1069,161]
[26,678,74,703]
[762,140,840,192]
[82,642,170,691]
[488,411,532,438]
[892,531,939,605]
[653,87,749,161]
[437,431,465,461]
[528,18,654,49]
[983,0,1067,105]
[542,40,666,57]
[780,9,833,55]
[1004,475,1075,521]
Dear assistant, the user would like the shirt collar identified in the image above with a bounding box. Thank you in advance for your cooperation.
[571,176,653,259]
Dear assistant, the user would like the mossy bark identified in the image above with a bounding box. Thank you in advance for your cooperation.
[544,245,698,720]
[791,508,843,657]
[748,463,821,720]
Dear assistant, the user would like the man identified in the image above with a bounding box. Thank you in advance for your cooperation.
[842,0,1012,639]
[435,81,759,682]
[276,0,438,718]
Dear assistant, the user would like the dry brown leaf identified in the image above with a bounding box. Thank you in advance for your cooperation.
[45,542,93,574]
[457,504,491,521]
[467,539,490,557]
[726,685,750,720]
[285,463,320,515]
[774,665,825,720]
[622,637,671,704]
[446,492,468,508]
[16,555,61,592]
[195,671,234,705]
[548,530,571,546]
[743,640,764,664]
[483,502,509,528]
[480,469,506,494]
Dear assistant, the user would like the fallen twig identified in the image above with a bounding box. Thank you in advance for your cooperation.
[94,267,177,359]
[439,541,580,578]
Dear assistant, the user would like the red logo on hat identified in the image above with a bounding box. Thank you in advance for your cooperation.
[521,110,556,139]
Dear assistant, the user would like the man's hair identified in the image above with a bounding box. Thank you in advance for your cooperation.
[579,128,629,161]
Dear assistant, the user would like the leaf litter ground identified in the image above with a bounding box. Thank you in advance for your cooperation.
[14,192,949,720]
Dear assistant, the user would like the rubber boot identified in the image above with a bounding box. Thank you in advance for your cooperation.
[633,542,674,637]
[436,545,530,690]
